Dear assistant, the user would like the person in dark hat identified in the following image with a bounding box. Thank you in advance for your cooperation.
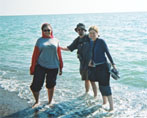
[61,23,97,98]
[75,23,87,32]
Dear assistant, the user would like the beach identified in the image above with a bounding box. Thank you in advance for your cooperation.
[0,87,30,118]
[0,86,115,118]
[0,85,147,118]
[0,12,147,118]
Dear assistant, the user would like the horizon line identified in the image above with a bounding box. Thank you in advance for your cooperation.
[0,11,147,17]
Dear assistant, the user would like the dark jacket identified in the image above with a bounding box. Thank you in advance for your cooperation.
[67,35,92,70]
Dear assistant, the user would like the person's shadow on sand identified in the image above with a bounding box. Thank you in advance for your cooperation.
[2,95,114,118]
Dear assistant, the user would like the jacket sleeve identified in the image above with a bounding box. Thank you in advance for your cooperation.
[102,40,115,65]
[30,46,40,75]
[57,46,63,71]
[67,38,79,52]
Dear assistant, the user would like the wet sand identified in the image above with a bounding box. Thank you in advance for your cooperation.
[0,87,31,118]
[0,87,114,118]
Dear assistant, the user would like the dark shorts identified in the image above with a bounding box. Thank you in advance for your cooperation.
[88,63,110,85]
[80,69,88,80]
[99,85,112,96]
[88,63,112,96]
[30,64,58,92]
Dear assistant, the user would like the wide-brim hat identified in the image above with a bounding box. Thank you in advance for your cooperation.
[75,23,87,32]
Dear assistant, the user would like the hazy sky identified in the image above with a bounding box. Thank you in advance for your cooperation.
[0,0,147,16]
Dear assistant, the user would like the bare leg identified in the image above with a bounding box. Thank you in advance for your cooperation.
[31,91,39,108]
[47,87,55,104]
[85,80,90,93]
[90,82,97,98]
[102,96,107,104]
[108,95,114,111]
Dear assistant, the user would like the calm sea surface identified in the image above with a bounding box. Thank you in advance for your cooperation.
[0,12,147,117]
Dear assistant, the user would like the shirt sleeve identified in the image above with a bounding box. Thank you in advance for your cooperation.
[102,40,115,65]
[57,45,63,71]
[30,46,40,75]
[67,38,78,52]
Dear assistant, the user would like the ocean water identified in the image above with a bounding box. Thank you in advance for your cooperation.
[0,12,147,117]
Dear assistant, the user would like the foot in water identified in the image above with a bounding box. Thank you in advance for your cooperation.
[93,96,98,101]
[102,104,114,113]
[45,100,55,108]
[80,92,89,98]
[108,109,114,113]
[102,104,108,110]
[89,96,99,104]
[32,102,40,108]
[106,109,114,116]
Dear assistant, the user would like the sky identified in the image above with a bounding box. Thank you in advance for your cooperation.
[0,0,147,16]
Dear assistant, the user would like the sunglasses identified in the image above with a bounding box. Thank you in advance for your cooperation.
[43,29,51,32]
[77,28,84,31]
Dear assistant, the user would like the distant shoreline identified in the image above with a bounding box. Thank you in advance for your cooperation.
[0,11,147,17]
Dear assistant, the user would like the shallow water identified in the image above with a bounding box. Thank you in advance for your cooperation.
[0,12,147,117]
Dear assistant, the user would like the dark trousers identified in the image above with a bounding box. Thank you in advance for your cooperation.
[30,64,58,92]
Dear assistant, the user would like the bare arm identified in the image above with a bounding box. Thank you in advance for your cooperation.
[60,47,70,51]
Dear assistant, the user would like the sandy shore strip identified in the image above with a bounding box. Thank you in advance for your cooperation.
[0,87,31,118]
[0,87,114,118]
[0,87,62,118]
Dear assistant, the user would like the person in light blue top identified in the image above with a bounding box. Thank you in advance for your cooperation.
[36,37,60,69]
[88,26,117,112]
[30,23,63,108]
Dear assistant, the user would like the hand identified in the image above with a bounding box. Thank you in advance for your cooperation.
[60,47,64,50]
[88,60,94,67]
[30,66,34,75]
[59,71,62,75]
[60,47,69,51]
[112,64,117,71]
[30,71,34,75]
